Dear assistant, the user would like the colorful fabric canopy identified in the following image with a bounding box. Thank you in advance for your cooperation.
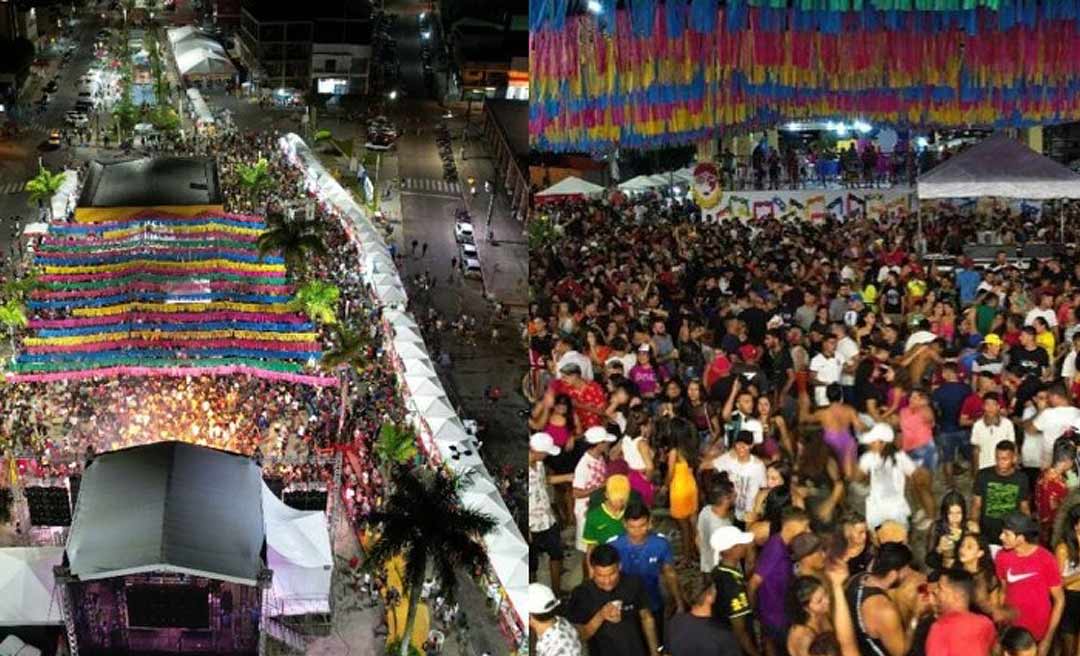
[531,0,1080,152]
[8,212,336,386]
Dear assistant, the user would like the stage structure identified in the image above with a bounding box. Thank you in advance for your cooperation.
[56,442,270,656]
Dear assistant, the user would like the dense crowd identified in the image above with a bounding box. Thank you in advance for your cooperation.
[527,190,1080,656]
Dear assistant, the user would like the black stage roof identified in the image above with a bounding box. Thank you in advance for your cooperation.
[66,441,265,585]
[77,157,223,208]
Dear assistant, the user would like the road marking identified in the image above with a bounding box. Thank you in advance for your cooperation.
[400,177,461,197]
[0,181,28,195]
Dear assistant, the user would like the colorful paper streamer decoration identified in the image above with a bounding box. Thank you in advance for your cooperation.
[7,213,336,386]
[530,0,1080,153]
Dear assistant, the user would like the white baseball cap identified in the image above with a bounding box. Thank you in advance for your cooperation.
[527,583,559,615]
[859,422,895,445]
[530,432,560,456]
[584,426,616,444]
[710,526,754,557]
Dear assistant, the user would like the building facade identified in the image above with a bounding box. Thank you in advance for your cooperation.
[449,16,528,102]
[238,0,371,94]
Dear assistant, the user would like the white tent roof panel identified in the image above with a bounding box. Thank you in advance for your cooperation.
[535,176,604,198]
[0,547,64,626]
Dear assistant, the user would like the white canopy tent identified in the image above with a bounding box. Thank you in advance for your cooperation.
[617,175,661,192]
[0,547,63,626]
[916,133,1080,241]
[535,176,605,201]
[262,482,333,616]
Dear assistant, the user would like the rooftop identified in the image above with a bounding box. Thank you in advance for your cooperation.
[77,157,223,208]
[486,99,528,166]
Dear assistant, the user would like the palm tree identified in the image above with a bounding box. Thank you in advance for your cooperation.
[289,279,339,325]
[237,158,275,204]
[321,323,369,373]
[256,212,328,281]
[0,298,27,358]
[364,468,497,656]
[373,423,418,479]
[25,167,66,221]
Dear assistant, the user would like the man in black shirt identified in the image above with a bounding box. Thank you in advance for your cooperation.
[710,526,758,656]
[667,575,743,656]
[972,440,1031,544]
[565,544,659,656]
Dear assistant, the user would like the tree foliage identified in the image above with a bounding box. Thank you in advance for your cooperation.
[289,279,339,325]
[256,212,328,281]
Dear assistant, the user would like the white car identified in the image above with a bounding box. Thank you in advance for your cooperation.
[459,243,478,259]
[454,221,474,243]
[461,257,482,280]
[65,112,89,127]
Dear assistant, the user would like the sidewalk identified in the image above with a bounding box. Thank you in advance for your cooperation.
[444,113,527,307]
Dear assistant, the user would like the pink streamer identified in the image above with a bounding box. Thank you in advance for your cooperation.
[30,311,309,328]
[39,266,283,282]
[25,338,319,354]
[36,246,267,262]
[6,365,338,386]
[33,281,292,300]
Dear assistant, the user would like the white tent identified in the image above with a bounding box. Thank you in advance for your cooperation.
[261,482,333,616]
[406,376,444,398]
[917,134,1080,200]
[617,175,661,192]
[394,342,429,360]
[385,310,418,329]
[176,48,237,77]
[414,395,456,419]
[0,636,41,656]
[535,176,604,201]
[392,325,425,344]
[0,547,64,626]
[402,357,438,378]
[375,283,407,305]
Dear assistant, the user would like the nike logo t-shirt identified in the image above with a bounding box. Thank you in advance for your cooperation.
[994,545,1062,640]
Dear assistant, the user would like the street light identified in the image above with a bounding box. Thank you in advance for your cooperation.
[388,90,398,101]
[421,31,431,39]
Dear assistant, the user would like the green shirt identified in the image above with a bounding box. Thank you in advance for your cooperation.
[582,503,626,546]
[975,304,997,336]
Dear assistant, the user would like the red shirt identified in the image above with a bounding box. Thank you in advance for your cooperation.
[550,379,608,430]
[959,393,984,425]
[1035,473,1069,542]
[994,545,1063,640]
[926,610,997,656]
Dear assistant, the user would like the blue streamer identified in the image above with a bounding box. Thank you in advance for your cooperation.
[37,321,314,337]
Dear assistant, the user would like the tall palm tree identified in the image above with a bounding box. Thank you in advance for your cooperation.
[289,280,339,325]
[25,167,66,221]
[256,212,328,281]
[321,323,369,373]
[373,423,418,479]
[364,468,497,656]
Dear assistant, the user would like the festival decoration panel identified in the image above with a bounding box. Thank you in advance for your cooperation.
[8,212,336,386]
[530,0,1080,152]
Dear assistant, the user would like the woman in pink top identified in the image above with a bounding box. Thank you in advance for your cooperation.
[899,387,938,529]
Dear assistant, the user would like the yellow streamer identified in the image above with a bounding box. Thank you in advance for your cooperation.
[71,301,298,317]
[25,329,318,346]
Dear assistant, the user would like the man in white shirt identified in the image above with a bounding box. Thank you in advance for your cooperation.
[1026,383,1080,468]
[1060,332,1080,381]
[809,335,844,407]
[556,341,594,382]
[1024,292,1058,330]
[708,432,767,523]
[970,393,1015,471]
[832,322,860,402]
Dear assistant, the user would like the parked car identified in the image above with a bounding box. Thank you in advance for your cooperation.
[48,129,62,147]
[461,257,482,280]
[65,112,89,127]
[454,220,475,244]
[459,243,478,259]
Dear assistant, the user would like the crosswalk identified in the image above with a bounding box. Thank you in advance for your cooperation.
[400,177,461,195]
[0,180,29,195]
[21,119,52,134]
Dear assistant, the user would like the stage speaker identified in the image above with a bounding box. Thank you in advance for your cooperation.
[283,490,328,511]
[25,487,71,527]
[126,585,210,629]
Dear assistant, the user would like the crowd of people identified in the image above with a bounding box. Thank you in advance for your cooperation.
[527,189,1080,656]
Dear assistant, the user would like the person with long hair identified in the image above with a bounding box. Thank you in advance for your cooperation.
[952,532,1002,620]
[1037,437,1077,545]
[926,491,977,573]
[1053,504,1080,656]
[630,343,664,401]
[666,417,700,566]
[685,378,721,448]
[756,394,792,463]
[787,576,833,656]
[618,411,657,508]
[793,429,845,528]
[529,390,579,524]
[746,460,799,546]
[855,423,919,530]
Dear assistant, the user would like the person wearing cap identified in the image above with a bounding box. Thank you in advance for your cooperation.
[665,575,741,656]
[709,525,758,656]
[550,360,609,433]
[972,440,1031,543]
[528,582,583,656]
[855,422,919,530]
[565,543,658,656]
[845,542,919,656]
[529,432,571,596]
[573,426,616,565]
[582,475,631,570]
[790,532,826,578]
[995,512,1065,651]
[971,332,1004,379]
